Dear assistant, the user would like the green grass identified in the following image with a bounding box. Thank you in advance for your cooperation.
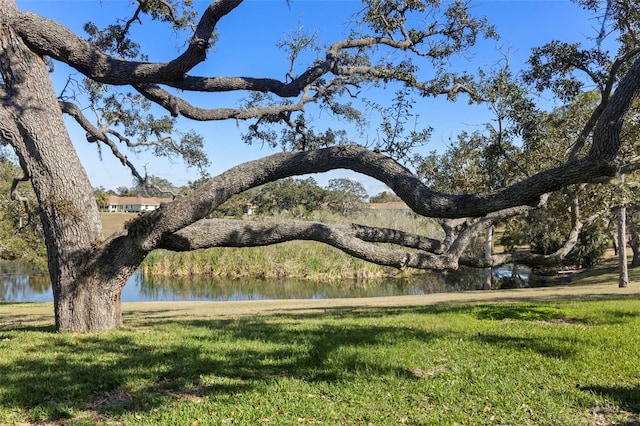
[1,297,639,425]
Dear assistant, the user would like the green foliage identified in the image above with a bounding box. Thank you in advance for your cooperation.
[524,41,611,102]
[524,197,571,256]
[0,159,47,271]
[369,191,401,203]
[214,191,256,218]
[567,219,611,268]
[93,188,109,207]
[217,178,344,218]
[215,177,372,218]
[252,177,326,217]
[368,88,433,160]
[115,186,135,197]
[417,66,530,194]
[419,131,488,193]
[325,178,368,216]
[501,195,611,268]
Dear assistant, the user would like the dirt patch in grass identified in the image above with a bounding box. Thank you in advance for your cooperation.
[536,317,583,326]
[91,388,133,409]
[589,404,640,425]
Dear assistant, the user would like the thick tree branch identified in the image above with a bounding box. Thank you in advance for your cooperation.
[568,48,640,160]
[133,83,312,120]
[159,218,457,270]
[120,141,621,254]
[10,1,485,107]
[10,0,243,84]
[9,155,32,225]
[157,202,537,272]
[589,54,640,160]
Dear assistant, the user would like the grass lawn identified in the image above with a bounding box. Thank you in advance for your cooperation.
[100,213,136,237]
[1,284,639,425]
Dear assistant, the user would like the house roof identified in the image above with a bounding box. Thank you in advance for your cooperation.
[106,195,165,205]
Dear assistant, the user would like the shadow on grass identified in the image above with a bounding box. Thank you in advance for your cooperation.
[474,304,566,321]
[2,296,639,423]
[0,314,56,332]
[0,312,439,422]
[583,385,640,414]
[475,333,578,358]
[472,299,640,327]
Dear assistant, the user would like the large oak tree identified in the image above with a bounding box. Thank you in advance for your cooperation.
[1,0,639,332]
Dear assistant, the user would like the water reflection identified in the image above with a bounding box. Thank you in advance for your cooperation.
[0,262,51,303]
[1,262,536,303]
[131,267,491,302]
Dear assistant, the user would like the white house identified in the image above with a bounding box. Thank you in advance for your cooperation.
[100,195,164,213]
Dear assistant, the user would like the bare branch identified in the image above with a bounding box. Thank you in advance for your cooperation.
[59,100,147,183]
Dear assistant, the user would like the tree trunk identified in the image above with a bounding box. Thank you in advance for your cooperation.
[1,3,130,331]
[54,278,123,332]
[483,226,493,290]
[618,205,629,288]
[629,234,640,267]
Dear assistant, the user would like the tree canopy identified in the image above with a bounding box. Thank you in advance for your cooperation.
[1,0,640,332]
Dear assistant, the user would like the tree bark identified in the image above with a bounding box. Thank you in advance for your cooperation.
[483,226,493,290]
[629,234,640,267]
[618,205,629,288]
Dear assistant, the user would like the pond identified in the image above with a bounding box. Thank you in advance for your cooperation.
[0,261,541,303]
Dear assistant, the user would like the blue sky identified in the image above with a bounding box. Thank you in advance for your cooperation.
[16,0,600,195]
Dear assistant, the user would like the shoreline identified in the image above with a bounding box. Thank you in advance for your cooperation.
[3,281,638,329]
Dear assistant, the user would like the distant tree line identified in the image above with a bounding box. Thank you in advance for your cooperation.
[214,177,370,218]
[93,175,374,218]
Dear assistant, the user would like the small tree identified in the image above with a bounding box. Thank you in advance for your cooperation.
[253,177,326,217]
[325,178,368,216]
[370,191,402,204]
[94,188,110,209]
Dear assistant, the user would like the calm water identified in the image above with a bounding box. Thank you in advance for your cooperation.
[0,261,533,303]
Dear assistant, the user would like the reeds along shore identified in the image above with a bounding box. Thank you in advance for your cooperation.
[141,242,401,280]
[141,210,442,280]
